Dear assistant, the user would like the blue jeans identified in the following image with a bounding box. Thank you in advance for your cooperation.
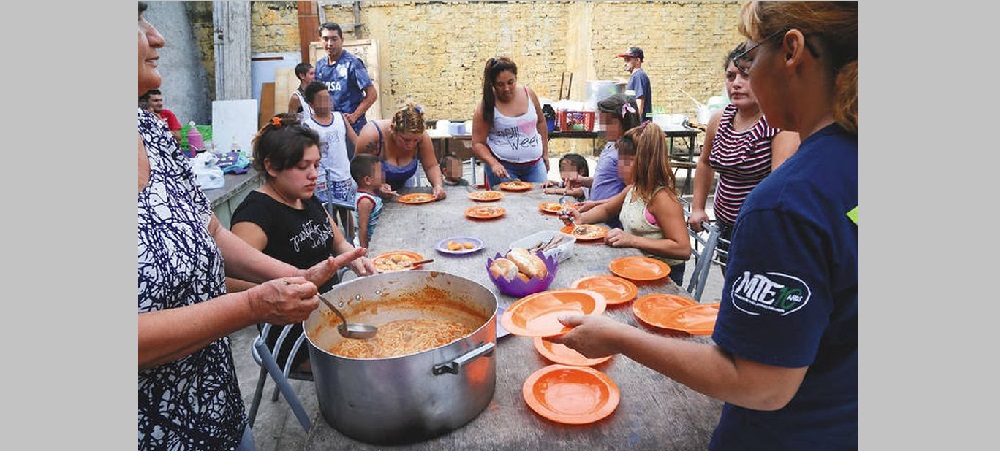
[485,158,548,189]
[670,262,686,287]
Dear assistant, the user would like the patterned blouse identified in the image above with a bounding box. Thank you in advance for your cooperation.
[708,103,780,225]
[137,108,245,450]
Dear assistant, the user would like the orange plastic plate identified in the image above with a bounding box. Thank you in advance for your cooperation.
[658,303,721,335]
[465,205,506,219]
[522,364,620,424]
[538,202,564,214]
[499,181,533,192]
[571,275,638,305]
[397,193,435,204]
[560,224,608,241]
[468,190,504,202]
[534,337,613,367]
[372,251,425,272]
[499,289,607,338]
[608,256,671,281]
[631,293,699,329]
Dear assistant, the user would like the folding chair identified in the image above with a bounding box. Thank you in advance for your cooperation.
[684,220,720,303]
[680,198,721,302]
[246,323,313,432]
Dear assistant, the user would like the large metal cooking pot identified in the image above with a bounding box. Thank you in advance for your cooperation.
[304,270,498,445]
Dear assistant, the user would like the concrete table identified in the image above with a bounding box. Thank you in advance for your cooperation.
[304,184,722,450]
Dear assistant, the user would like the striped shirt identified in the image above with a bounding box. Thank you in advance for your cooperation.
[708,103,780,224]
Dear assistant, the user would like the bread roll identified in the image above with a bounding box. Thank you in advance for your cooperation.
[506,248,548,279]
[489,257,518,281]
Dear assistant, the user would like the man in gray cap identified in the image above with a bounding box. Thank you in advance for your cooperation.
[617,46,652,121]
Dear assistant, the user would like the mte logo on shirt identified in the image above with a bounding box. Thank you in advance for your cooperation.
[730,271,810,316]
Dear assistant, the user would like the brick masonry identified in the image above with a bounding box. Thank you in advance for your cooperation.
[190,1,743,155]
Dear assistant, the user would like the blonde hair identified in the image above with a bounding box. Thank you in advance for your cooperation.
[621,122,677,203]
[739,1,857,135]
[392,102,426,134]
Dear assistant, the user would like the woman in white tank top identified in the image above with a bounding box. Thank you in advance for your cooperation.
[471,57,550,189]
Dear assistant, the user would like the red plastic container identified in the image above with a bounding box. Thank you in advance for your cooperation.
[557,111,595,132]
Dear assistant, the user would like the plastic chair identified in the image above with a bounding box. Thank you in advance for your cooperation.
[247,323,313,432]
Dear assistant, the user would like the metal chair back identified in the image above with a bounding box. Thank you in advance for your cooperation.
[247,323,313,432]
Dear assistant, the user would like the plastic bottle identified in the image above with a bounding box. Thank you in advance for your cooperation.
[186,121,203,157]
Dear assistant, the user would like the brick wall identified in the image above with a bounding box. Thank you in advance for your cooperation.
[195,1,744,155]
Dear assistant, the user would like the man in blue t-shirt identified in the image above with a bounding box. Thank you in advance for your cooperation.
[617,46,652,121]
[315,22,378,135]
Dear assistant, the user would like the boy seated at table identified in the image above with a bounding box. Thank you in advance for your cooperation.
[440,154,470,186]
[350,153,386,249]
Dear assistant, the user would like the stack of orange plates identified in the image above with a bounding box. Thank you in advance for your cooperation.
[571,275,638,305]
[631,293,698,329]
[522,364,620,424]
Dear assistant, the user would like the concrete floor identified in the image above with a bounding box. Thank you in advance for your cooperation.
[231,156,727,450]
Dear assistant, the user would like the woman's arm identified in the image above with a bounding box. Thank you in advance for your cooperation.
[354,121,379,156]
[688,110,723,231]
[527,86,550,172]
[417,132,447,199]
[770,131,800,171]
[225,215,271,292]
[607,191,690,260]
[326,208,376,277]
[578,188,627,225]
[139,278,318,369]
[471,102,507,179]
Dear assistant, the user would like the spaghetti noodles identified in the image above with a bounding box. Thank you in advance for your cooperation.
[328,318,474,358]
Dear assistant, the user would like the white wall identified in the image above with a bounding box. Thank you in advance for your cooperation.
[144,1,212,125]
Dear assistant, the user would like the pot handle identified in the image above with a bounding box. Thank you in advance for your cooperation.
[432,342,495,375]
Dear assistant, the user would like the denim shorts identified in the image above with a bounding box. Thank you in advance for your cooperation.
[316,178,357,208]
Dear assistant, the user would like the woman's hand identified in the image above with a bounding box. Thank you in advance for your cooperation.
[548,315,627,359]
[432,185,447,200]
[687,210,709,232]
[558,207,581,226]
[349,256,378,277]
[604,228,633,248]
[489,162,509,180]
[302,247,366,288]
[245,277,320,325]
[576,200,599,213]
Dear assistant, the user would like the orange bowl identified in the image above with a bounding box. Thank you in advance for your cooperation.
[522,364,620,424]
[499,289,606,338]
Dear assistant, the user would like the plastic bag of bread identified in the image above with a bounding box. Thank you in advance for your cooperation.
[506,247,548,280]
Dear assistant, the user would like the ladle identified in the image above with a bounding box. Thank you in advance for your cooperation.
[317,293,378,340]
